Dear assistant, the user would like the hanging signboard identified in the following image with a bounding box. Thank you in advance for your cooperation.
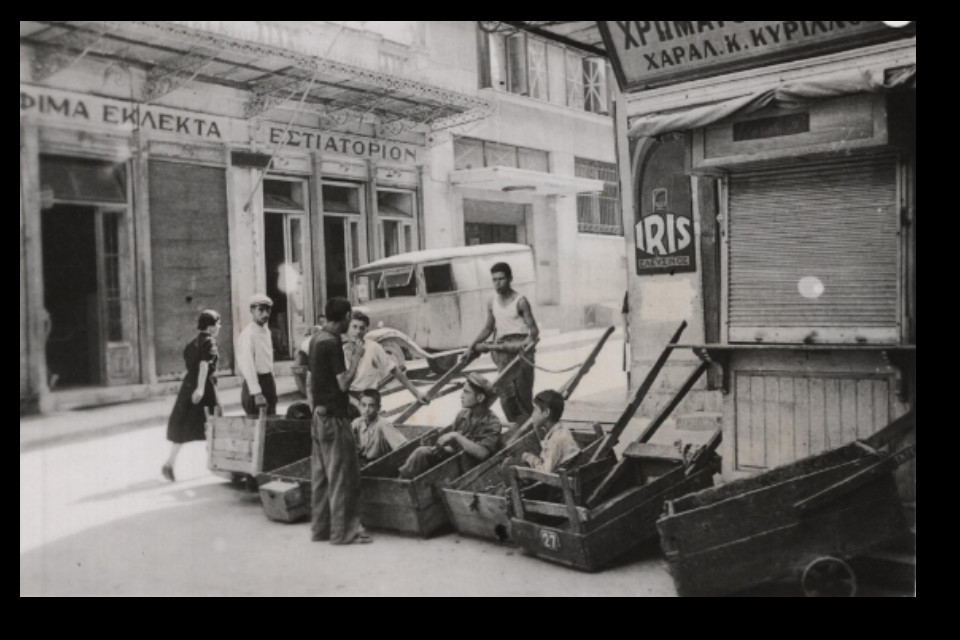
[635,136,696,275]
[598,21,915,92]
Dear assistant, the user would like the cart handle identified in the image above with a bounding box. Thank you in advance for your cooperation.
[793,442,916,514]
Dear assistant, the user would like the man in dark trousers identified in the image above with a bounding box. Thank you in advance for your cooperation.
[306,297,371,545]
[467,262,539,425]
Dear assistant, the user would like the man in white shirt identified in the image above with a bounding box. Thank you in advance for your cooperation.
[236,293,277,416]
[344,311,427,409]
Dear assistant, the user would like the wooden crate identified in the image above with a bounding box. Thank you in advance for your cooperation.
[441,421,610,544]
[254,424,437,523]
[509,444,719,572]
[657,440,908,596]
[359,433,466,537]
[205,411,312,477]
[260,479,310,523]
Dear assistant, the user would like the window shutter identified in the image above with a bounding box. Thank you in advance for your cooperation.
[506,33,528,95]
[727,155,900,344]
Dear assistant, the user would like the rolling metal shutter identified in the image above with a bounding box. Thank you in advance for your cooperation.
[727,155,900,344]
[149,160,233,377]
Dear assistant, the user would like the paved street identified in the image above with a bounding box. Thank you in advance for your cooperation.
[21,328,689,596]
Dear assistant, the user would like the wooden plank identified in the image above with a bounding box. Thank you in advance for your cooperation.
[658,457,880,556]
[779,377,795,466]
[392,352,478,425]
[856,379,874,440]
[359,502,422,533]
[794,378,810,460]
[662,482,906,596]
[808,379,827,455]
[840,379,859,445]
[825,379,842,450]
[764,377,780,468]
[213,438,253,455]
[669,441,866,513]
[794,443,914,514]
[360,477,417,508]
[585,458,631,508]
[748,375,765,468]
[735,373,752,470]
[873,379,890,436]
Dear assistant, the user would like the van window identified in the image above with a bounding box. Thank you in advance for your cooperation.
[424,264,455,294]
[377,267,417,298]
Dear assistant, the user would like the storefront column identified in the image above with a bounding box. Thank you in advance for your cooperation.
[227,164,266,347]
[20,122,52,412]
[133,134,158,385]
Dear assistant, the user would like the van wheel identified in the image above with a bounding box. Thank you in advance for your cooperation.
[428,354,459,375]
[379,338,407,371]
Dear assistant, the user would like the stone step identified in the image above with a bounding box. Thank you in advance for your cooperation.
[675,411,722,432]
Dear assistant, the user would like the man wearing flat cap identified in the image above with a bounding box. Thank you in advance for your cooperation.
[236,293,277,416]
[397,372,502,479]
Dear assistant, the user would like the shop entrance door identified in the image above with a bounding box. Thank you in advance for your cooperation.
[42,205,137,387]
[264,178,312,361]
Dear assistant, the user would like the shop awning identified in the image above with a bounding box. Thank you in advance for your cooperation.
[628,64,916,138]
[20,21,494,133]
[450,166,604,196]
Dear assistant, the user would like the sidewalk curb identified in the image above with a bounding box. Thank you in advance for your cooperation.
[20,391,302,453]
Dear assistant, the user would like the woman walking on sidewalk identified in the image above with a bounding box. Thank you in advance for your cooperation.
[162,310,223,481]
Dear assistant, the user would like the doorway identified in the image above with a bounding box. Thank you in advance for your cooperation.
[263,178,310,361]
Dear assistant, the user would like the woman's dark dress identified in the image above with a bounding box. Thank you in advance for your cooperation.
[166,332,219,444]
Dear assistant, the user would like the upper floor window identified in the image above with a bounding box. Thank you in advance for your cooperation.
[576,158,622,236]
[454,137,549,172]
[478,27,611,114]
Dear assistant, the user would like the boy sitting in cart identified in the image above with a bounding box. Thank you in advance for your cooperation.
[352,389,408,466]
[502,389,580,479]
[397,373,502,479]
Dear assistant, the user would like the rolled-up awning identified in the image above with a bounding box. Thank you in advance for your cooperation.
[628,64,916,138]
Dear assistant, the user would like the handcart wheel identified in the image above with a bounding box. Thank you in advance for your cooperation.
[801,556,857,597]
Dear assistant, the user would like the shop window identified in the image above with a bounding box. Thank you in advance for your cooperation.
[263,179,306,211]
[424,263,455,294]
[40,155,126,204]
[323,184,362,214]
[576,158,622,235]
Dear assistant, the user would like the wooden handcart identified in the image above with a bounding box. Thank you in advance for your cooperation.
[205,407,312,488]
[255,424,436,523]
[441,327,617,543]
[656,409,916,597]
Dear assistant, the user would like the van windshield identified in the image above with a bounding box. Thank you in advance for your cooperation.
[354,266,417,301]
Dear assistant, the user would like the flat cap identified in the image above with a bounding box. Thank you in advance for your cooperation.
[464,372,494,398]
[248,293,273,307]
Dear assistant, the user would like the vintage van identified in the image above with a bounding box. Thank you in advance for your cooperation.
[351,243,536,373]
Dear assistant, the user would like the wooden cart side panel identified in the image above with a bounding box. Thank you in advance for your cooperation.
[511,469,716,572]
[415,501,452,537]
[658,457,880,557]
[441,489,513,541]
[360,476,418,508]
[451,430,540,490]
[360,501,423,533]
[670,441,864,512]
[361,436,429,477]
[413,454,466,506]
[661,477,905,596]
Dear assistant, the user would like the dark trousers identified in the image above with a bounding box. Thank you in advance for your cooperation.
[397,445,454,480]
[491,336,535,424]
[311,411,362,543]
[241,373,277,417]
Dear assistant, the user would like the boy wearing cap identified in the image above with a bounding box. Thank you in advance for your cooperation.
[397,373,502,479]
[236,293,277,416]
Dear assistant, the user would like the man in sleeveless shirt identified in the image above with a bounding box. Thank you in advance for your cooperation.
[467,261,540,424]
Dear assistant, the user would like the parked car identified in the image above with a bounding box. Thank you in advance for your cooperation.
[351,243,536,373]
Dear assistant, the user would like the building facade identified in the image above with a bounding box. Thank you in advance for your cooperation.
[607,22,916,493]
[20,21,626,413]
